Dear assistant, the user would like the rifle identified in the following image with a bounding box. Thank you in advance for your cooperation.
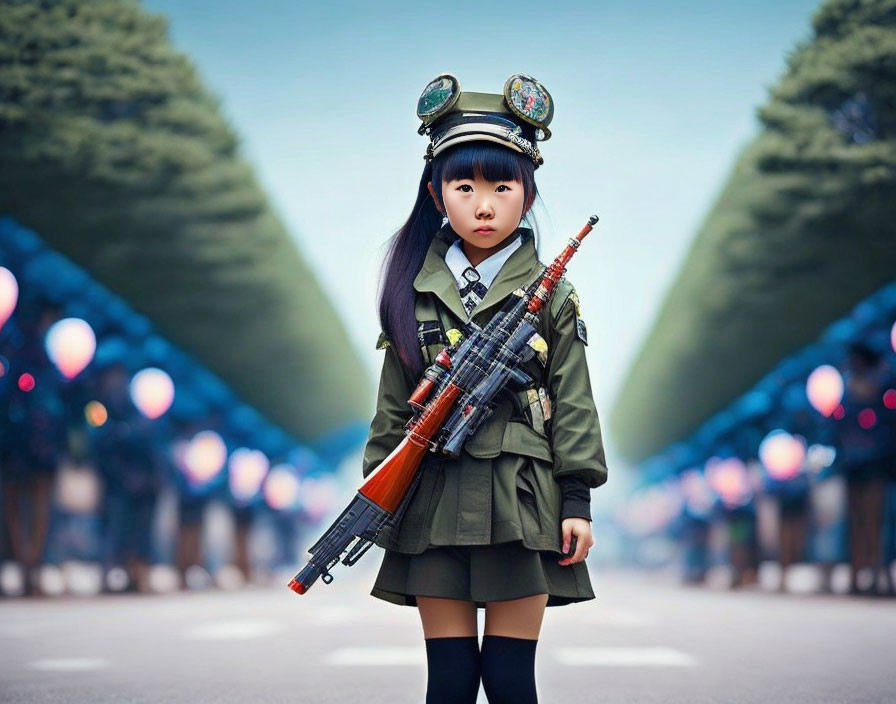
[288,215,598,595]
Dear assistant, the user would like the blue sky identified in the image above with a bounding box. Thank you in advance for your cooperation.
[142,0,821,479]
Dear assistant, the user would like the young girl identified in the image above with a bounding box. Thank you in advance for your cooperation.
[361,73,609,704]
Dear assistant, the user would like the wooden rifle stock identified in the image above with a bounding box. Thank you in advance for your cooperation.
[358,382,462,512]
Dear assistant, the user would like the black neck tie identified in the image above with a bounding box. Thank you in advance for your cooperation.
[458,266,488,315]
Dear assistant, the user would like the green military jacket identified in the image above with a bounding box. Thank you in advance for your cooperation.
[361,224,609,555]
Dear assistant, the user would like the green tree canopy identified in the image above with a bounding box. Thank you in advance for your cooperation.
[611,0,896,463]
[0,0,371,441]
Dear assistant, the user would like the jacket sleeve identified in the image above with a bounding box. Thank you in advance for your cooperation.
[546,289,609,490]
[361,332,415,479]
[557,474,592,521]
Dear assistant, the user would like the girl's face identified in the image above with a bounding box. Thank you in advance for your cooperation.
[429,172,528,265]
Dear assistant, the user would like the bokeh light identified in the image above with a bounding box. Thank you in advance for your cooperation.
[806,364,843,417]
[806,443,836,474]
[884,389,896,409]
[263,464,301,511]
[45,317,96,379]
[84,400,108,427]
[0,266,17,329]
[705,456,752,509]
[18,372,35,392]
[858,408,877,429]
[759,429,806,480]
[130,367,175,419]
[182,430,228,486]
[228,448,270,505]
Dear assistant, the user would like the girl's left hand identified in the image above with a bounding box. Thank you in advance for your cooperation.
[558,517,594,566]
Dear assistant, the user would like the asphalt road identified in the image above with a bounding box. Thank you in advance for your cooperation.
[1,553,893,703]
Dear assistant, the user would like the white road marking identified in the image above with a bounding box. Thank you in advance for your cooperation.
[183,619,285,640]
[28,658,109,672]
[324,647,424,666]
[553,647,698,666]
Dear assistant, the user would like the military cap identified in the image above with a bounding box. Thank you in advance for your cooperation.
[416,73,554,168]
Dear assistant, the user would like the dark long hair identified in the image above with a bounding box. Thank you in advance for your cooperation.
[377,141,540,378]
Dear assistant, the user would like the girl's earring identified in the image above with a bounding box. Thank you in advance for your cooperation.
[441,215,449,226]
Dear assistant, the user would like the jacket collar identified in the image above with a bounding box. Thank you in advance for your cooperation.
[413,224,542,323]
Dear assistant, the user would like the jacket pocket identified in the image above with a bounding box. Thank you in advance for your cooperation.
[515,470,543,534]
[462,400,514,458]
[500,420,553,462]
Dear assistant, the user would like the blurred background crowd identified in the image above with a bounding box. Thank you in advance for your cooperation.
[2,0,896,602]
[609,325,896,597]
[0,222,364,597]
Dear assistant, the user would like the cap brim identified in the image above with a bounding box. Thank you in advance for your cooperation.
[431,132,526,158]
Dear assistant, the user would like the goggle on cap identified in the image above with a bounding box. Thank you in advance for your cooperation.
[417,73,554,169]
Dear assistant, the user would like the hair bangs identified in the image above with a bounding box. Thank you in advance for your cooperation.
[434,141,528,185]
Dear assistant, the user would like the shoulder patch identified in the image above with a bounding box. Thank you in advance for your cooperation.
[568,288,588,344]
[569,289,582,318]
[558,284,588,346]
[376,331,391,350]
[575,317,588,345]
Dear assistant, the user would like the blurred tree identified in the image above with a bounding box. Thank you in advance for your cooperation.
[612,0,896,462]
[0,0,371,442]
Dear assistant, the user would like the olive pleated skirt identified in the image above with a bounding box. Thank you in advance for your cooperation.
[370,539,595,608]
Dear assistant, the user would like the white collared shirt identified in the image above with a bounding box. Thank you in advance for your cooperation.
[445,234,523,316]
[445,234,523,287]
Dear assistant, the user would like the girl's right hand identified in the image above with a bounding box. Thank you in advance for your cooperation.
[558,517,593,566]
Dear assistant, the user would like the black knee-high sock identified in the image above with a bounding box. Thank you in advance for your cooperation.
[480,634,538,704]
[424,635,481,704]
